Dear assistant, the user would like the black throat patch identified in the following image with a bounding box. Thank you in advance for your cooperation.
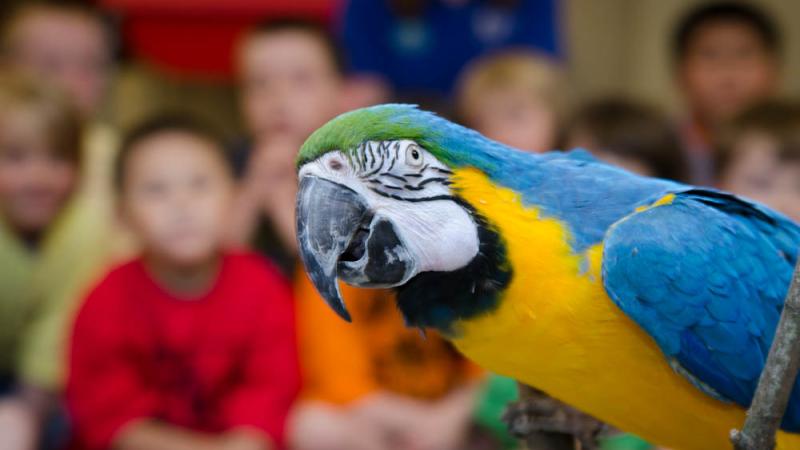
[393,205,512,335]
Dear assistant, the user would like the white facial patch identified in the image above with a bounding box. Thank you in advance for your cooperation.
[298,140,480,277]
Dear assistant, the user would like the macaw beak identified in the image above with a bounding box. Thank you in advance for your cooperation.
[296,175,416,322]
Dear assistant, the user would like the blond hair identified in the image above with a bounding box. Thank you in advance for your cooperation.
[456,50,567,125]
[717,100,800,175]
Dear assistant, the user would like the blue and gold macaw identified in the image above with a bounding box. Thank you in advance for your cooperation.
[294,104,800,450]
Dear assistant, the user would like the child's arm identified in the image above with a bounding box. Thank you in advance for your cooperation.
[66,283,161,449]
[228,137,300,255]
[0,395,37,450]
[393,382,481,450]
[349,390,429,433]
[418,382,480,450]
[218,269,301,447]
[288,401,390,450]
[114,420,270,450]
[0,384,58,450]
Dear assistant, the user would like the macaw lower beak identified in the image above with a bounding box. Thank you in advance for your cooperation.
[296,175,415,322]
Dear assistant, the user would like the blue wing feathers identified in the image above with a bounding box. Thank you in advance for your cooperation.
[602,189,800,431]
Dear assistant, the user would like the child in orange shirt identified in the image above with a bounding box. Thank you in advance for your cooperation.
[290,277,485,450]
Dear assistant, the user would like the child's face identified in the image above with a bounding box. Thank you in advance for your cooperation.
[471,87,557,153]
[0,109,77,236]
[721,132,800,222]
[678,20,778,125]
[121,132,233,266]
[239,30,341,142]
[8,10,110,117]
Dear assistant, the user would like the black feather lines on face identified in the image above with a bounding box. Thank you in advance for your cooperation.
[356,141,455,203]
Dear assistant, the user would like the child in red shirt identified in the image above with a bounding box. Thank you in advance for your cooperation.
[67,116,300,450]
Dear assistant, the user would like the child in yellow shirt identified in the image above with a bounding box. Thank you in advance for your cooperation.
[0,72,110,450]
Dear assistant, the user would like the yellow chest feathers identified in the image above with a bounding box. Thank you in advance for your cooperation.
[446,168,800,450]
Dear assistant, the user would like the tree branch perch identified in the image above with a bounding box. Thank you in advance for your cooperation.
[732,255,800,450]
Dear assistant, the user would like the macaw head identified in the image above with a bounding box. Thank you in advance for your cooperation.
[295,104,512,329]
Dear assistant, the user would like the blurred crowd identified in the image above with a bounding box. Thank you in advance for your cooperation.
[0,1,798,450]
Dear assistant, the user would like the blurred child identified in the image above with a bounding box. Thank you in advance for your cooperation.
[717,101,800,222]
[229,18,345,273]
[1,1,112,118]
[229,18,493,450]
[2,1,130,259]
[0,72,106,450]
[456,50,566,153]
[290,282,488,450]
[565,98,688,181]
[673,2,781,184]
[66,116,300,450]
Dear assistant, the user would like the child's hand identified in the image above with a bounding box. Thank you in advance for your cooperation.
[289,401,390,450]
[350,392,425,435]
[403,386,478,450]
[244,136,299,195]
[403,405,470,450]
[230,135,302,251]
[217,428,272,450]
[0,398,37,450]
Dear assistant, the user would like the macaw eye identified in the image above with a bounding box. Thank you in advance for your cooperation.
[406,144,423,167]
[327,156,344,171]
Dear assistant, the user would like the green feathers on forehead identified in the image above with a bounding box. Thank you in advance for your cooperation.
[297,104,452,167]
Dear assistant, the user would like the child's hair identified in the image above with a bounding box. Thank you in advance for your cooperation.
[672,1,780,62]
[0,71,82,165]
[566,98,687,181]
[114,114,230,191]
[1,0,112,58]
[455,50,567,124]
[240,17,344,75]
[716,100,800,175]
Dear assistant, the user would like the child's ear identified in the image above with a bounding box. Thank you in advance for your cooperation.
[338,76,392,113]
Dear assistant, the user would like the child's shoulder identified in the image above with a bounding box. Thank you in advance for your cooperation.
[222,250,289,286]
[219,251,294,316]
[95,257,147,287]
[77,258,147,320]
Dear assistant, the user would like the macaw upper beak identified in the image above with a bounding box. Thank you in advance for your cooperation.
[296,175,416,322]
[296,176,366,321]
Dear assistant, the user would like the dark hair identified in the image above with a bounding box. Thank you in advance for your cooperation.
[115,114,230,191]
[673,2,780,62]
[566,98,688,182]
[243,17,344,74]
[717,100,800,176]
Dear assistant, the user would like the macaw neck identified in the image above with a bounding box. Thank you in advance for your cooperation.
[393,202,511,333]
[468,147,681,252]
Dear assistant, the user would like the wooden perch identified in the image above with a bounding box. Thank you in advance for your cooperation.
[504,385,605,450]
[732,256,800,450]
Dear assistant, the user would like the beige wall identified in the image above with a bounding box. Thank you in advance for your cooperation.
[565,0,800,113]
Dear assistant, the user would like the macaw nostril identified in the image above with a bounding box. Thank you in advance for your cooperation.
[340,226,370,262]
